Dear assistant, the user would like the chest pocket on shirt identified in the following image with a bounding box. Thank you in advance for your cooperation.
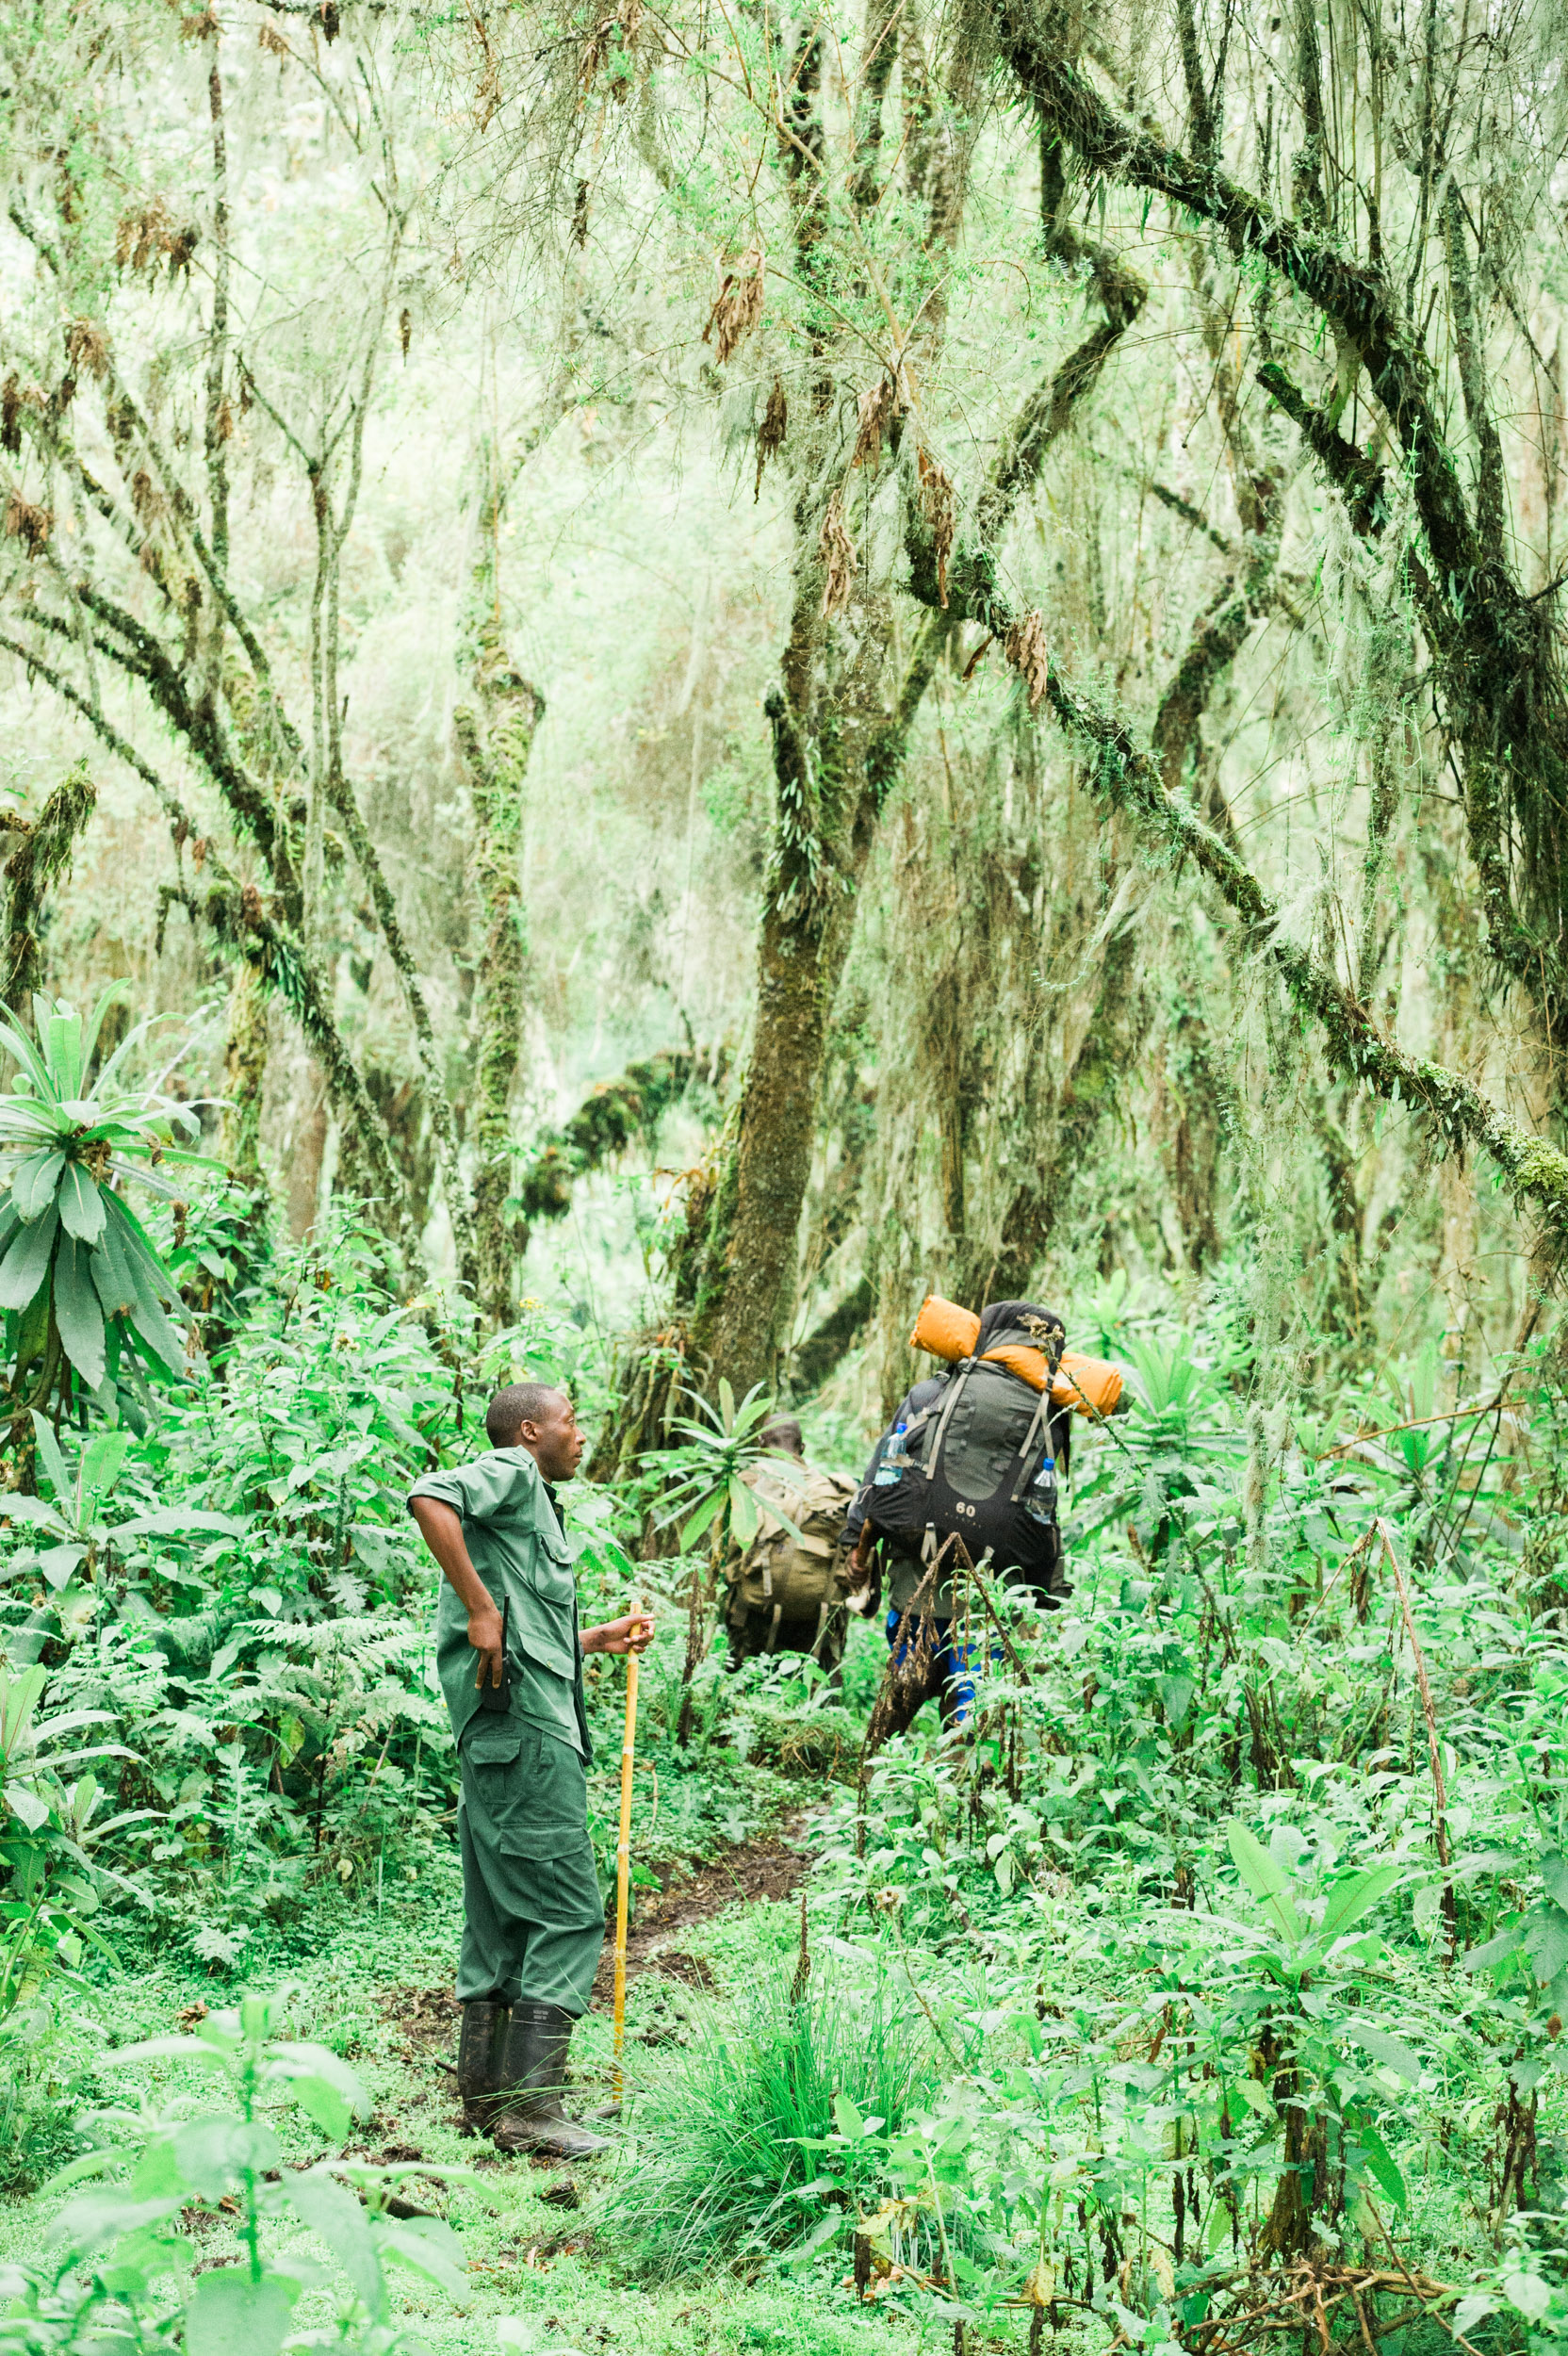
[515,1531,579,1682]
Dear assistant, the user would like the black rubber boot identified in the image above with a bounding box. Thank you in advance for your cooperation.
[456,1997,509,2131]
[490,2002,613,2160]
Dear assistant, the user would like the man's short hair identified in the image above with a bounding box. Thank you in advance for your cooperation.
[760,1415,804,1458]
[486,1382,566,1448]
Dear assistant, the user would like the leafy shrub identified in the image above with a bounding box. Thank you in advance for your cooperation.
[0,1987,472,2355]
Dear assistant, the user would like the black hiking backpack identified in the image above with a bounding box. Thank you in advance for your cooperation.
[865,1310,1070,1596]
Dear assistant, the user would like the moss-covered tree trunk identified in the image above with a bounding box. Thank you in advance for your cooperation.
[2,763,95,1016]
[220,963,269,1179]
[455,640,542,1325]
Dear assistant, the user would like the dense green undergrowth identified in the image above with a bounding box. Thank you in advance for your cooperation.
[4,1182,1568,2350]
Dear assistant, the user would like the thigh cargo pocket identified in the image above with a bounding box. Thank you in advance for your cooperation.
[462,1718,587,1857]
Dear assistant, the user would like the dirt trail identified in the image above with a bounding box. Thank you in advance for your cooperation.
[381,1816,812,2064]
[588,1815,811,2009]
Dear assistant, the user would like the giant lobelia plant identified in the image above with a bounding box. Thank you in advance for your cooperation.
[0,989,209,1439]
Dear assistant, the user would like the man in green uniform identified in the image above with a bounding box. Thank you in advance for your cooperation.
[408,1382,651,2160]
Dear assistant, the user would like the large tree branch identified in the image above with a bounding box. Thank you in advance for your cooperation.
[1041,657,1568,1246]
[994,14,1484,597]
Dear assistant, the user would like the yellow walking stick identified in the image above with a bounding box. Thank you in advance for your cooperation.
[612,1616,642,2101]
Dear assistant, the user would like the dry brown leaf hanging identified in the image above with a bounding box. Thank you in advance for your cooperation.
[754,377,787,500]
[65,319,110,381]
[258,21,289,55]
[702,245,765,366]
[4,493,53,558]
[580,0,642,97]
[399,306,412,359]
[1004,609,1051,711]
[916,446,954,607]
[129,469,164,527]
[852,372,905,471]
[820,497,858,619]
[114,199,200,279]
[1,377,21,459]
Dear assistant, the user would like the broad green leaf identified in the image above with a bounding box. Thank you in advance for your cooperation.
[1357,2124,1407,2210]
[0,1203,57,1311]
[733,1384,775,1434]
[1501,2274,1555,2326]
[1522,1901,1568,1983]
[282,2072,351,2141]
[102,2035,235,2069]
[1540,1850,1568,1912]
[91,1002,161,1098]
[28,1411,74,1513]
[1227,1822,1302,1942]
[717,1376,736,1432]
[77,982,131,1085]
[679,1491,724,1548]
[0,1011,54,1096]
[1465,1923,1525,1973]
[53,1235,106,1387]
[174,2118,283,2196]
[728,1477,758,1544]
[113,1507,247,1539]
[1347,2023,1421,2084]
[123,1236,188,1376]
[79,1430,129,1510]
[10,1149,63,1219]
[1319,1864,1400,1943]
[831,2092,865,2139]
[1157,1673,1195,1731]
[374,2214,468,2299]
[5,1780,50,1833]
[90,1214,139,1318]
[57,1163,106,1246]
[286,2166,384,2315]
[0,1495,68,1533]
[185,2266,299,2356]
[269,2042,372,2117]
[37,2149,123,2200]
[38,1542,88,1590]
[45,1008,83,1100]
[0,1665,47,1752]
[47,2188,184,2257]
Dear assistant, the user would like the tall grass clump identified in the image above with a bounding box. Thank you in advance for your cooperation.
[599,1942,939,2280]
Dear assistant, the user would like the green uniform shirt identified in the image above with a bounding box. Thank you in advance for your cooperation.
[408,1448,592,1761]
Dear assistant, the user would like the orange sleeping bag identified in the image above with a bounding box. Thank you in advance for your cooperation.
[908,1294,1124,1418]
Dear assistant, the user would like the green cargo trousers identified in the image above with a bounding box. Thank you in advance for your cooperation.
[456,1715,606,2017]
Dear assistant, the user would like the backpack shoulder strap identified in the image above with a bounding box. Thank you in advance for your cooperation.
[923,1358,975,1482]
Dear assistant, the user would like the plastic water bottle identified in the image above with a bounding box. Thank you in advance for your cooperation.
[1022,1454,1057,1526]
[874,1422,909,1485]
